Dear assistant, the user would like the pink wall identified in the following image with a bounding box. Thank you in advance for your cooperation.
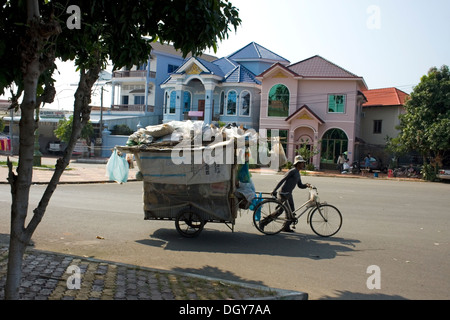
[259,66,366,169]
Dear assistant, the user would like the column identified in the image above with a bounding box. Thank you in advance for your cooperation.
[204,83,215,124]
[110,82,115,108]
[175,87,183,121]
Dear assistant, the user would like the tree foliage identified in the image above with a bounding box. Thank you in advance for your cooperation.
[388,65,450,179]
[54,115,94,143]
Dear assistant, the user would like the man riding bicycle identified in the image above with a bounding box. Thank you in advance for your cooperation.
[263,155,311,232]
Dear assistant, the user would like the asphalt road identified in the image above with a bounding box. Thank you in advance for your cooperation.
[0,174,449,300]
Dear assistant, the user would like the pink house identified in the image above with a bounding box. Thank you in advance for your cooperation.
[256,55,368,169]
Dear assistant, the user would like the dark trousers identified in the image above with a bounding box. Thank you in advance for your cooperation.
[280,192,295,212]
[279,192,294,229]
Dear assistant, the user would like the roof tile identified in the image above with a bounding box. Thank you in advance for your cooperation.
[227,42,290,64]
[288,55,360,78]
[362,88,409,107]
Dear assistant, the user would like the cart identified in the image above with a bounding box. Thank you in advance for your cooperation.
[117,138,250,237]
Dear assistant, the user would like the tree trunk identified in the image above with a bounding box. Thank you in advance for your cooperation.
[4,0,60,300]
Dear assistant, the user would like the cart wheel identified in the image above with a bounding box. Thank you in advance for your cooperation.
[175,208,205,238]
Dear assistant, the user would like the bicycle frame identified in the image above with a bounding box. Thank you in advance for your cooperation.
[262,187,320,225]
[288,187,320,224]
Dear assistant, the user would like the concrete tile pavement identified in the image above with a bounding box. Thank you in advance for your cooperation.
[0,155,307,301]
[0,245,306,301]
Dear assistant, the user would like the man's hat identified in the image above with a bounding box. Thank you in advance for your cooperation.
[293,155,306,165]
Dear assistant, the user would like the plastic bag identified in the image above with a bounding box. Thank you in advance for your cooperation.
[236,181,256,202]
[238,163,251,183]
[106,149,129,184]
[145,123,174,138]
[250,193,263,221]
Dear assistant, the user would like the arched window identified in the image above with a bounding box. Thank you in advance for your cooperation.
[227,91,237,115]
[240,91,251,116]
[219,91,225,115]
[268,84,289,117]
[320,129,348,167]
[169,91,176,114]
[183,91,191,113]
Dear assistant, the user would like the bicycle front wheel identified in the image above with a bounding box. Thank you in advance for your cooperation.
[253,199,290,235]
[309,204,342,237]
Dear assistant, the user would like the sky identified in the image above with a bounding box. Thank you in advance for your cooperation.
[208,0,450,93]
[2,0,449,110]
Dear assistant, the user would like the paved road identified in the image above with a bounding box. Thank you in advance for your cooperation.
[0,173,449,300]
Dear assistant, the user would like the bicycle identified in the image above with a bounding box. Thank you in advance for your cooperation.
[252,186,342,237]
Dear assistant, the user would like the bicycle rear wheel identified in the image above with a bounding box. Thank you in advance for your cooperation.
[309,204,342,237]
[253,199,290,235]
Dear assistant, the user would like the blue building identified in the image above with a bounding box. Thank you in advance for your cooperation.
[108,42,217,128]
[160,42,290,129]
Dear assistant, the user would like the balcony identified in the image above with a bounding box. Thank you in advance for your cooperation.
[112,70,156,78]
[111,105,155,113]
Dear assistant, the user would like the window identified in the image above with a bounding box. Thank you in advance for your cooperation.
[240,91,251,116]
[122,96,129,105]
[268,84,289,117]
[267,129,288,154]
[219,91,225,115]
[183,91,191,113]
[328,95,346,113]
[320,129,348,165]
[134,96,145,105]
[373,120,382,134]
[169,91,176,114]
[227,91,237,115]
[168,64,179,73]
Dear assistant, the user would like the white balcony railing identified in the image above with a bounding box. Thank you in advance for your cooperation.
[112,70,156,78]
[111,105,154,112]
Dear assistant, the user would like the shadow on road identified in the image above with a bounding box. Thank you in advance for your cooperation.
[136,229,360,290]
[136,228,359,260]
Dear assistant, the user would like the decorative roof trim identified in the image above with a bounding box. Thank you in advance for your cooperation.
[256,62,300,79]
[285,105,325,124]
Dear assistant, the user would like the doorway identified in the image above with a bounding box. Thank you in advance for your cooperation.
[198,100,205,121]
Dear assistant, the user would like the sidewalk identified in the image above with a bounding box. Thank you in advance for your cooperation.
[0,155,307,300]
[0,245,306,300]
[0,155,133,185]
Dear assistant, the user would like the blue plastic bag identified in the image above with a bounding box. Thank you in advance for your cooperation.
[238,163,251,183]
[106,149,129,184]
[250,193,263,221]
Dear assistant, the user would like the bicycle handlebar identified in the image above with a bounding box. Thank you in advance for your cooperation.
[257,185,317,198]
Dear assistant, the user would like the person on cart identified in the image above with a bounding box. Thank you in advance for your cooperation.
[263,155,311,232]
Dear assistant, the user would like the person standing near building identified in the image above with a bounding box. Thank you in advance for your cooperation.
[337,153,345,172]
